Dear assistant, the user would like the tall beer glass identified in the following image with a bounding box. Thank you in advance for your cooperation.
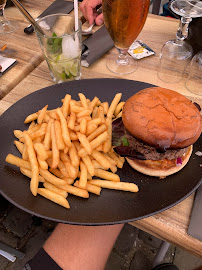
[102,0,150,74]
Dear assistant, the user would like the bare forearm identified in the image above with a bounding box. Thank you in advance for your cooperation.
[43,223,124,270]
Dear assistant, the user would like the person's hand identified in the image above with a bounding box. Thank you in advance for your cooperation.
[80,0,103,26]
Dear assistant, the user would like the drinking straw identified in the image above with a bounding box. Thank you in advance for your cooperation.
[11,0,45,35]
[74,0,79,32]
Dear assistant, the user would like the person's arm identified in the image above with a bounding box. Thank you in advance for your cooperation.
[43,223,123,270]
[80,0,103,25]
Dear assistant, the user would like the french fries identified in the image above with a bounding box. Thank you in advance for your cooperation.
[14,130,23,140]
[62,94,71,118]
[94,168,120,182]
[24,112,38,124]
[38,188,70,209]
[39,169,67,186]
[79,161,88,189]
[74,180,101,195]
[68,112,76,130]
[6,154,31,170]
[34,143,48,161]
[57,108,71,147]
[54,120,65,150]
[114,102,125,116]
[87,124,107,142]
[78,93,88,109]
[38,158,48,170]
[91,149,111,170]
[43,119,53,150]
[80,118,87,134]
[23,131,39,196]
[5,92,139,210]
[60,184,89,198]
[82,155,94,176]
[51,122,60,169]
[77,132,92,155]
[43,182,68,198]
[88,180,139,193]
[14,140,24,154]
[107,93,122,119]
[20,167,45,182]
[69,143,80,167]
[38,105,48,125]
[103,118,112,153]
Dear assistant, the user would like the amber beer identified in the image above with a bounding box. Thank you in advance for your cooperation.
[102,0,150,49]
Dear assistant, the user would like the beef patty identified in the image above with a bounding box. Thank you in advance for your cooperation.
[124,128,188,161]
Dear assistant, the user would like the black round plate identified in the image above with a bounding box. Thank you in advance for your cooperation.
[0,78,201,225]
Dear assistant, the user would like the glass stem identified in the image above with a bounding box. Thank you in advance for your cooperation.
[0,6,7,25]
[116,47,129,65]
[176,16,192,42]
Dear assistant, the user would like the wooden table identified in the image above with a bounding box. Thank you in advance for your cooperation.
[0,1,202,258]
[0,1,48,98]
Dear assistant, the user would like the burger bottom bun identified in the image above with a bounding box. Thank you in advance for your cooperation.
[126,145,193,178]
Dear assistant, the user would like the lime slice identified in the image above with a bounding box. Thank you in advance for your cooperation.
[55,55,61,62]
[64,67,70,76]
[53,53,68,63]
[57,53,67,62]
[50,61,64,73]
[69,61,79,77]
[64,61,73,76]
[60,71,67,81]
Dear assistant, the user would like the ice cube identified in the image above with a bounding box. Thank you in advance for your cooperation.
[62,36,79,59]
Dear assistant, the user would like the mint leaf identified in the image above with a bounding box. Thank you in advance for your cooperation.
[47,32,62,55]
[122,136,129,146]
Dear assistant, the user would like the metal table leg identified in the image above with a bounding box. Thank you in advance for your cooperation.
[153,240,171,267]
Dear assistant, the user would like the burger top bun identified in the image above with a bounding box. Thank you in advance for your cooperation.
[122,87,202,150]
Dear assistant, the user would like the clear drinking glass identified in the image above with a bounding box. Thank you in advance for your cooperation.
[158,0,202,83]
[102,0,150,75]
[36,14,82,84]
[0,0,16,33]
[185,51,202,95]
[158,38,193,83]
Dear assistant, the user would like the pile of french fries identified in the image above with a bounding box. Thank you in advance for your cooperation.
[5,93,138,209]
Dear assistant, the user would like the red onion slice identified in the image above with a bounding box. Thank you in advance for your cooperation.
[176,157,182,166]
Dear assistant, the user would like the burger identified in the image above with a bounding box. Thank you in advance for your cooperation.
[113,87,202,177]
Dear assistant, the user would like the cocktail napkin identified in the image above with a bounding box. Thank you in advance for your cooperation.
[0,55,17,76]
[81,26,114,67]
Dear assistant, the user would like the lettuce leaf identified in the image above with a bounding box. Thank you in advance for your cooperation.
[122,136,129,146]
[112,118,145,160]
[112,118,125,146]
